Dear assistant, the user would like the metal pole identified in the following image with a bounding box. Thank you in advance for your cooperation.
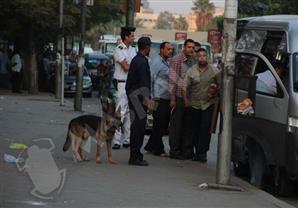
[61,37,65,105]
[55,54,62,99]
[59,0,63,28]
[126,0,135,27]
[74,0,86,111]
[216,0,238,185]
[60,0,65,106]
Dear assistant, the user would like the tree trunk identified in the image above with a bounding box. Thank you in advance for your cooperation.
[27,26,39,94]
[28,46,38,94]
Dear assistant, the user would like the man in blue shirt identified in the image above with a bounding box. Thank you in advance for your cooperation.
[144,42,173,156]
[126,37,154,166]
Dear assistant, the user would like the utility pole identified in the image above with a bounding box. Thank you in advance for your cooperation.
[59,0,65,106]
[126,0,135,27]
[216,0,238,185]
[74,0,86,111]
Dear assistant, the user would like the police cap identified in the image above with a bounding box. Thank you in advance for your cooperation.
[121,27,136,33]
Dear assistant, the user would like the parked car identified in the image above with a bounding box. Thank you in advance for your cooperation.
[64,66,93,97]
[84,52,110,89]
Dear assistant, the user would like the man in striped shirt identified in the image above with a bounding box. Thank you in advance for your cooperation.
[168,39,195,159]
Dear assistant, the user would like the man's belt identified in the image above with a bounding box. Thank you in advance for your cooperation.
[116,79,126,83]
[112,79,126,91]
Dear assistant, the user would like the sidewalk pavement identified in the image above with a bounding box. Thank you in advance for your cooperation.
[0,91,295,208]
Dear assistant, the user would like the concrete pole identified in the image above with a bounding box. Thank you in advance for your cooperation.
[74,0,86,111]
[216,0,238,185]
[59,0,65,106]
[61,37,65,105]
[55,55,61,99]
[126,0,135,27]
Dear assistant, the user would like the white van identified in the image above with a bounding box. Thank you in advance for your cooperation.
[232,15,298,196]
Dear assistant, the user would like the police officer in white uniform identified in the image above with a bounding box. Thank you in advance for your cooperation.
[112,27,137,149]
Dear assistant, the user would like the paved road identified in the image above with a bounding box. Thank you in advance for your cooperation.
[0,92,297,208]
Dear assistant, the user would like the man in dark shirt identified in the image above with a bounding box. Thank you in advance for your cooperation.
[126,37,153,166]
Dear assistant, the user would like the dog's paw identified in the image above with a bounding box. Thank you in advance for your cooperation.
[72,154,82,163]
[82,157,90,162]
[96,159,102,164]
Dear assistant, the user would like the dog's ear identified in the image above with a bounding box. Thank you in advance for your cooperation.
[106,99,116,115]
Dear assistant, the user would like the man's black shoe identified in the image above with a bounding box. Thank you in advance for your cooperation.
[193,153,207,163]
[123,143,130,148]
[112,144,121,149]
[169,153,185,160]
[128,158,149,166]
[192,156,200,162]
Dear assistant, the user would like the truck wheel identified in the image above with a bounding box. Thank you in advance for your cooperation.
[272,167,293,197]
[233,161,249,177]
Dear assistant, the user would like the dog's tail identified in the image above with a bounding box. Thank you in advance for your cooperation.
[63,122,72,152]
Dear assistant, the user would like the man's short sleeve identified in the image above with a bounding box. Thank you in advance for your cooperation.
[114,47,125,63]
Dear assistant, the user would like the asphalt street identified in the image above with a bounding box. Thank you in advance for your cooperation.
[0,91,297,208]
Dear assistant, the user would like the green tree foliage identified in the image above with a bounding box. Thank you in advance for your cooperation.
[192,0,215,13]
[174,16,188,31]
[0,0,123,51]
[0,0,123,93]
[266,0,298,15]
[135,18,144,28]
[211,15,224,33]
[238,0,267,17]
[156,11,176,30]
[238,0,298,17]
[192,0,215,31]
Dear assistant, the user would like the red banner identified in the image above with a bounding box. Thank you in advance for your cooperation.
[175,32,187,41]
[208,30,222,53]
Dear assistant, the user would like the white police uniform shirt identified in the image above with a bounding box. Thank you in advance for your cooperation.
[11,53,22,73]
[113,42,137,81]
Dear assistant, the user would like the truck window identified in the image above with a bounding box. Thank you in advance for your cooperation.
[253,56,283,97]
[236,53,284,98]
[260,31,287,63]
[237,30,267,52]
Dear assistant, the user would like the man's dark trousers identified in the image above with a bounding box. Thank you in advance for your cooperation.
[11,71,21,92]
[145,99,170,155]
[128,98,147,161]
[183,105,214,158]
[169,97,185,156]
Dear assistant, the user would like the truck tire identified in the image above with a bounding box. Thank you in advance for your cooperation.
[233,161,250,177]
[272,168,294,197]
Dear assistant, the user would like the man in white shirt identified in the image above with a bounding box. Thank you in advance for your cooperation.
[112,27,137,149]
[256,60,282,95]
[10,49,22,93]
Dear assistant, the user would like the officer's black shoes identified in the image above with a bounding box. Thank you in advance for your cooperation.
[112,144,121,150]
[169,153,186,160]
[123,143,130,148]
[192,153,207,163]
[128,158,149,166]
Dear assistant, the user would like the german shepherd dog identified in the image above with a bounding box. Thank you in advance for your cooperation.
[63,98,121,164]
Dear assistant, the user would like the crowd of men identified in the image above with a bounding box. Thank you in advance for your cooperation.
[110,27,220,166]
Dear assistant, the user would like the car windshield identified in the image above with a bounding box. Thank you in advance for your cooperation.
[106,43,117,54]
[68,68,88,76]
[85,58,108,69]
